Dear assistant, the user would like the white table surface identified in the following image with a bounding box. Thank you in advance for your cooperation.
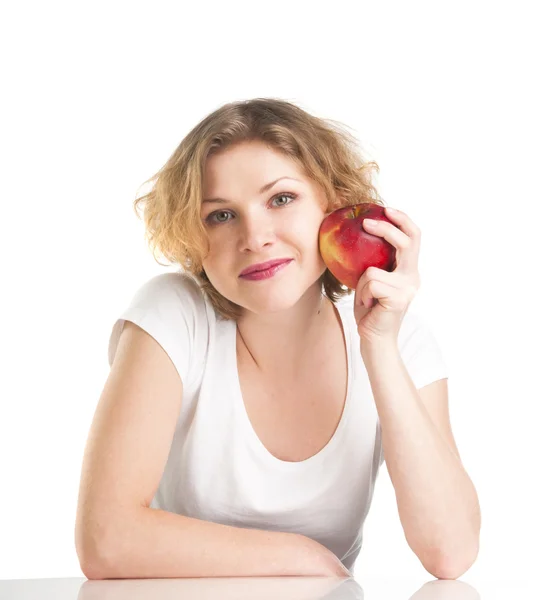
[0,576,535,600]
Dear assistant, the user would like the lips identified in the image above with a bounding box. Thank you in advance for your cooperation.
[240,258,292,276]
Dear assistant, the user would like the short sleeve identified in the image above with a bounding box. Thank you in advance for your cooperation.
[107,272,209,391]
[398,310,449,391]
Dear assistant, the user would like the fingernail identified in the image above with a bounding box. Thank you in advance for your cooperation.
[364,219,377,227]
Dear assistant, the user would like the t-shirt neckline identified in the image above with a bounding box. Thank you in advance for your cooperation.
[228,300,354,471]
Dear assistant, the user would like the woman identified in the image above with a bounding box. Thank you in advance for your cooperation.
[75,98,481,580]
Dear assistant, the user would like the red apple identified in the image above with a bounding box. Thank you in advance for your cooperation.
[319,202,397,290]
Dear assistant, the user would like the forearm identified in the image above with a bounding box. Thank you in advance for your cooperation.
[361,340,481,577]
[81,505,343,579]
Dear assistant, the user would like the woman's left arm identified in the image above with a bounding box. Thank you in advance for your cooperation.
[361,340,481,580]
[353,206,481,580]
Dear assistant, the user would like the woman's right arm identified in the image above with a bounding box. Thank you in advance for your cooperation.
[75,321,349,580]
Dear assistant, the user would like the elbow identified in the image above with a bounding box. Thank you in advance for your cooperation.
[79,556,108,581]
[426,561,471,581]
[78,541,118,580]
[75,524,118,580]
[423,544,479,580]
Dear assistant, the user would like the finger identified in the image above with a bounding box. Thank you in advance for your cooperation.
[361,280,398,310]
[358,266,402,286]
[356,265,415,307]
[363,217,420,273]
[355,267,397,308]
[383,206,422,240]
[363,218,412,252]
[355,267,402,302]
[384,207,422,273]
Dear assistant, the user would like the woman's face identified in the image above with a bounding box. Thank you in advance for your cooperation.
[200,140,330,315]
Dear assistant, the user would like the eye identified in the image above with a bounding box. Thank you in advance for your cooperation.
[204,192,298,226]
[271,192,297,207]
[207,210,232,225]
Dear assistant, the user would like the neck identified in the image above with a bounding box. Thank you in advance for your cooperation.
[236,286,332,376]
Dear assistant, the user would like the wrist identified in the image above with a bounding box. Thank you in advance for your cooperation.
[360,337,399,356]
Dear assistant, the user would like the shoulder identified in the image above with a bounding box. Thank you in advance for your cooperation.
[129,270,207,309]
[108,270,213,387]
[123,270,214,326]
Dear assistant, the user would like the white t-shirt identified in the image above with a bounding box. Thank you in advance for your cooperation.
[108,271,449,574]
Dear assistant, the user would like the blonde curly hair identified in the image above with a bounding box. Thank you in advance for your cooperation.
[133,97,386,320]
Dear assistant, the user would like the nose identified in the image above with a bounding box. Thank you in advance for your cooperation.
[238,211,277,253]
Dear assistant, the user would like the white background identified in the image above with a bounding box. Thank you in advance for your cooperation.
[1,0,538,585]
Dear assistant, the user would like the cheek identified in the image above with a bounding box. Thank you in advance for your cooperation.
[292,214,324,252]
[203,231,233,261]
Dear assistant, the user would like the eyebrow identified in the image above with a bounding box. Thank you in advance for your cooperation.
[202,176,301,204]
